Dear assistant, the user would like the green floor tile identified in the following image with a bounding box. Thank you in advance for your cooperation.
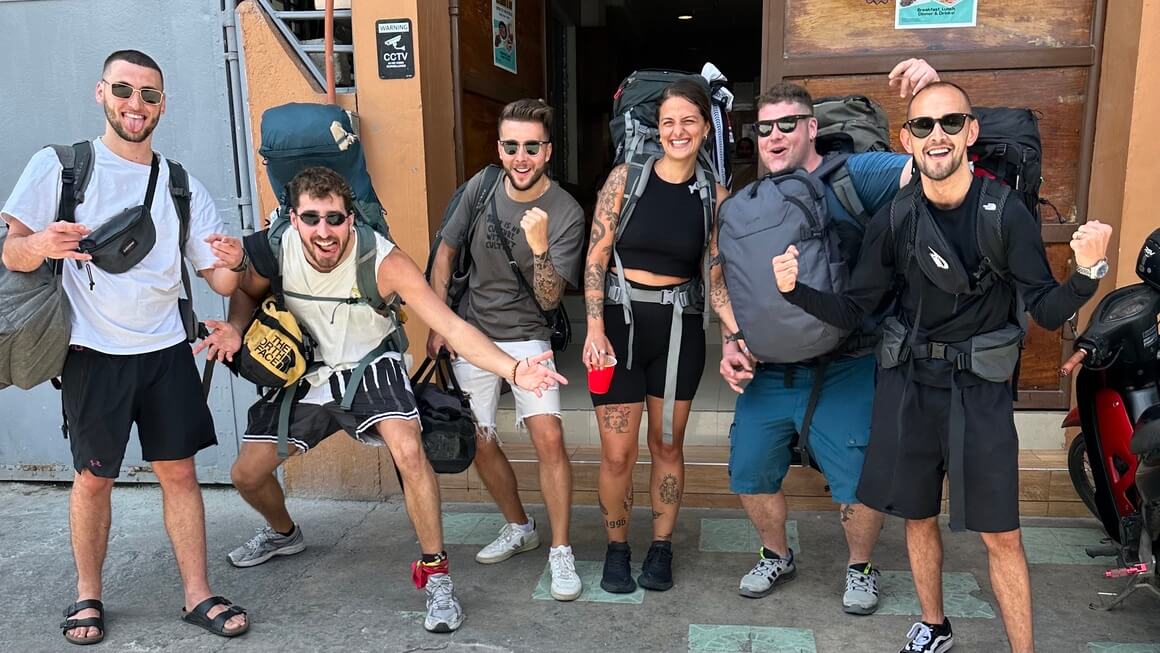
[688,624,816,652]
[699,518,800,554]
[1088,644,1160,653]
[532,560,645,604]
[877,571,995,619]
[1022,526,1110,566]
[441,512,508,546]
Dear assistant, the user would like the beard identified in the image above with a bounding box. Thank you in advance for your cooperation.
[302,233,352,272]
[103,101,159,144]
[915,149,965,182]
[505,162,549,191]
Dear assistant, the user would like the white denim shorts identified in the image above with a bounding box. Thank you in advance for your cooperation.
[451,339,561,441]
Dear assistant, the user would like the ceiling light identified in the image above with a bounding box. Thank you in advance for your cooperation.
[677,14,693,20]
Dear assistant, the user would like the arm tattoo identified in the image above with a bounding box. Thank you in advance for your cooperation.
[532,251,565,309]
[724,331,745,343]
[585,166,627,321]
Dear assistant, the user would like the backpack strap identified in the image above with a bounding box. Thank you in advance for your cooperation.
[166,159,202,344]
[244,228,284,302]
[353,222,386,313]
[974,178,1012,281]
[51,141,94,225]
[608,156,655,373]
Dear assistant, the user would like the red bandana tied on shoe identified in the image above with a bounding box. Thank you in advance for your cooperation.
[411,557,449,589]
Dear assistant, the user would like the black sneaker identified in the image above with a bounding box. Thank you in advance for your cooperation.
[900,618,954,653]
[600,542,637,593]
[637,541,674,591]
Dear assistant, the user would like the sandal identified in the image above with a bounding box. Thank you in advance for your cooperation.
[182,596,249,637]
[61,599,105,646]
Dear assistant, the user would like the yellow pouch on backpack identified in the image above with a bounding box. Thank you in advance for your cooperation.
[235,296,312,388]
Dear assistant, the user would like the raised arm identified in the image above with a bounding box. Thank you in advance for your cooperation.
[581,165,627,371]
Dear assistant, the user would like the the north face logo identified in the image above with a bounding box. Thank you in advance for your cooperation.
[983,202,998,211]
[927,247,950,270]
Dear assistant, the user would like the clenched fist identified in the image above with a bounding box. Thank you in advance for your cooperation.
[1070,220,1113,269]
[520,207,550,255]
[772,245,800,293]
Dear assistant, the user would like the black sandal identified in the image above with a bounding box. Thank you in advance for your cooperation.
[61,599,105,646]
[181,596,249,638]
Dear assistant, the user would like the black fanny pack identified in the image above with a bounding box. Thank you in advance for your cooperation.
[77,154,159,277]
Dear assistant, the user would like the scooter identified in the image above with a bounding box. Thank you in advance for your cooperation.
[1060,227,1160,609]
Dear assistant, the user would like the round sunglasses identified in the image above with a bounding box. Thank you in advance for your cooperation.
[294,210,350,227]
[904,113,974,139]
[102,79,164,106]
[755,114,813,137]
[499,140,549,156]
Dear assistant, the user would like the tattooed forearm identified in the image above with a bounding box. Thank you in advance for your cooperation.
[584,262,607,319]
[532,251,565,308]
[584,165,627,324]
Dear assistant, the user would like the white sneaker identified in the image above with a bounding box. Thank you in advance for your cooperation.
[423,573,464,633]
[475,517,540,564]
[548,546,582,601]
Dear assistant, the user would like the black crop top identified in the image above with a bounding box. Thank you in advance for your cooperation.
[616,173,706,278]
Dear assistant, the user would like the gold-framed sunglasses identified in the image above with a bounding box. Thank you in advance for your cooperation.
[101,79,164,106]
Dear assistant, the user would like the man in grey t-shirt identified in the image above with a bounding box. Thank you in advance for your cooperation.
[427,99,585,601]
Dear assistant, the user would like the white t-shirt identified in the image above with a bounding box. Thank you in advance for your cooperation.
[1,138,222,354]
[280,226,400,388]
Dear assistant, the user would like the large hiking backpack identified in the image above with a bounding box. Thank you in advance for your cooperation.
[610,65,733,187]
[813,95,892,156]
[255,102,407,350]
[969,107,1055,222]
[259,103,392,239]
[424,164,504,313]
[717,155,855,365]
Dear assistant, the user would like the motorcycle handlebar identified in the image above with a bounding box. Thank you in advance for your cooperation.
[1059,349,1088,377]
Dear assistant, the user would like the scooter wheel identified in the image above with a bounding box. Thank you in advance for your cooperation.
[1068,434,1100,519]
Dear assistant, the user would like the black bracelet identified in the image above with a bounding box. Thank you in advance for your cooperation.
[230,250,249,273]
[724,330,745,343]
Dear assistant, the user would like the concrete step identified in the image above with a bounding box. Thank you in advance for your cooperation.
[438,444,1086,518]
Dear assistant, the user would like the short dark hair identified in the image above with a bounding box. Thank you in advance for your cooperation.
[102,50,164,88]
[287,166,354,213]
[497,98,553,137]
[659,78,712,125]
[756,82,814,114]
[907,81,972,116]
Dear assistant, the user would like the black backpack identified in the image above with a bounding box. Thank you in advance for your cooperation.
[609,68,732,187]
[424,165,504,312]
[969,107,1058,223]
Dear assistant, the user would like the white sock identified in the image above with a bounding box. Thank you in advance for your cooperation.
[513,520,535,533]
[550,545,572,555]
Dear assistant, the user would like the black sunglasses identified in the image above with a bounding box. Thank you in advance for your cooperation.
[499,140,549,156]
[102,79,164,106]
[904,113,974,139]
[295,210,349,227]
[755,114,812,137]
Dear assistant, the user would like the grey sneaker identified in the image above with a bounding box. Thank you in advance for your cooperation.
[738,548,796,598]
[228,525,306,568]
[475,517,540,564]
[423,574,464,633]
[843,563,881,615]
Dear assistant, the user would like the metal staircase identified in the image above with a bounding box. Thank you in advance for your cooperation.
[255,0,355,94]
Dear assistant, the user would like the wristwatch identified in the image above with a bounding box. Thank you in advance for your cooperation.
[1075,258,1109,280]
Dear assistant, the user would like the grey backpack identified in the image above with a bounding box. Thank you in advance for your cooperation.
[813,95,891,156]
[717,155,853,364]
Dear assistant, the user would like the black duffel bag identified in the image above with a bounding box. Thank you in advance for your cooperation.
[409,353,477,475]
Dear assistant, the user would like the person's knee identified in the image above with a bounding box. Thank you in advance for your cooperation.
[390,437,430,479]
[601,444,637,476]
[152,458,199,487]
[529,420,567,465]
[980,528,1023,554]
[73,469,115,496]
[230,461,264,494]
[647,438,683,465]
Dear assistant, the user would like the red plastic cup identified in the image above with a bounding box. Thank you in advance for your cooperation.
[587,355,618,394]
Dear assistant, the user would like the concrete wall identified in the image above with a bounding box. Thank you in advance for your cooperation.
[0,0,247,482]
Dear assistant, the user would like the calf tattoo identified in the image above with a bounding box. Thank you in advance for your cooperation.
[840,504,855,523]
[623,486,634,513]
[651,510,663,521]
[659,474,680,505]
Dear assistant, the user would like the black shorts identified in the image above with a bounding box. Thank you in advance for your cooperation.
[244,355,419,453]
[62,343,217,478]
[591,281,706,406]
[856,367,1020,533]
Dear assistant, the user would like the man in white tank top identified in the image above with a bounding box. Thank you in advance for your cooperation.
[196,167,567,634]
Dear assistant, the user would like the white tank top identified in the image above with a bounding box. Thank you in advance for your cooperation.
[280,226,399,387]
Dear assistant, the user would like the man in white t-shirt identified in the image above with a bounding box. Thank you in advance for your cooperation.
[196,166,568,634]
[1,51,249,645]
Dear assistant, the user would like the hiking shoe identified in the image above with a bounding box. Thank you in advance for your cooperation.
[423,574,464,633]
[548,546,582,601]
[228,525,305,568]
[600,542,637,593]
[475,518,540,564]
[843,563,881,615]
[738,548,796,598]
[637,541,674,591]
[900,619,954,653]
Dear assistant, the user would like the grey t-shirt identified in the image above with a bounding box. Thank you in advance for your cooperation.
[441,174,585,341]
